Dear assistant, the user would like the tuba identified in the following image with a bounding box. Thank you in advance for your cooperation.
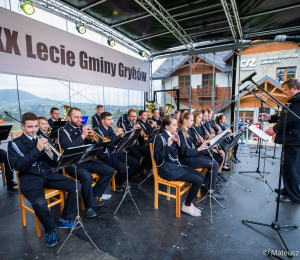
[165,103,175,116]
[61,105,71,121]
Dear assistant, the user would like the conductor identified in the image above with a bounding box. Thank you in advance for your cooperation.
[260,78,300,204]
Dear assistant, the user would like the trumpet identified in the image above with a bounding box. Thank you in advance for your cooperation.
[79,122,111,143]
[37,135,62,161]
[135,122,149,141]
[148,119,160,129]
[43,127,52,137]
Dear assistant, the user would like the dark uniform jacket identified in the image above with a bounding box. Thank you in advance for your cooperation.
[270,92,300,146]
[91,113,101,129]
[153,130,186,180]
[117,114,129,127]
[151,116,162,127]
[94,124,119,155]
[137,119,153,136]
[8,133,65,193]
[48,118,56,127]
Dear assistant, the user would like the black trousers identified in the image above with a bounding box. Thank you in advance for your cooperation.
[175,167,205,206]
[282,145,300,203]
[127,145,151,171]
[98,152,139,185]
[69,161,114,209]
[23,177,80,234]
[0,149,14,182]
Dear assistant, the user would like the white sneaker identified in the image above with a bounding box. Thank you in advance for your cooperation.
[181,205,201,217]
[182,202,202,214]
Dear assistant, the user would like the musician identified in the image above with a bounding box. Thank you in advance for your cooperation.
[0,147,17,188]
[152,109,162,127]
[159,107,165,118]
[59,108,115,218]
[173,110,180,120]
[177,112,224,200]
[261,78,300,204]
[216,114,240,163]
[8,112,81,247]
[137,110,157,136]
[91,105,103,128]
[153,116,205,217]
[121,110,152,173]
[94,112,139,189]
[117,107,135,127]
[38,116,49,135]
[48,107,60,127]
[181,109,188,115]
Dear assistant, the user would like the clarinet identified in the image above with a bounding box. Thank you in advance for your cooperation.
[191,126,213,158]
[211,118,222,132]
[200,122,222,154]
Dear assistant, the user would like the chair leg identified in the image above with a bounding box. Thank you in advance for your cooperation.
[176,187,181,218]
[111,175,116,191]
[19,195,27,227]
[197,189,201,198]
[167,186,170,201]
[81,196,85,211]
[1,164,5,185]
[154,181,158,209]
[59,192,64,214]
[35,216,42,237]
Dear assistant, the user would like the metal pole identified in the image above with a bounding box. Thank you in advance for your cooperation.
[16,76,22,120]
[211,53,215,112]
[189,56,192,112]
[149,59,153,100]
[230,52,238,132]
[236,50,242,131]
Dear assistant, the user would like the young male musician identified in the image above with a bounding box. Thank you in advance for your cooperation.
[48,107,60,127]
[91,105,103,128]
[159,107,165,118]
[8,112,81,247]
[94,112,139,188]
[121,110,152,173]
[59,108,115,218]
[137,110,157,136]
[38,116,50,135]
[151,108,162,127]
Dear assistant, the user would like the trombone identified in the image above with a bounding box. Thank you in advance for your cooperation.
[78,122,111,143]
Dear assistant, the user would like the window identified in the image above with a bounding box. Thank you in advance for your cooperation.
[202,74,215,86]
[276,67,296,83]
[235,111,254,126]
[179,76,190,87]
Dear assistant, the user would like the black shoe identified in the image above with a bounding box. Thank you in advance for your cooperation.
[212,191,225,200]
[235,159,241,163]
[201,185,209,193]
[95,199,104,207]
[218,173,227,182]
[274,188,287,196]
[7,180,17,188]
[129,175,140,183]
[85,209,97,218]
[276,196,296,204]
[216,180,223,188]
[115,183,126,191]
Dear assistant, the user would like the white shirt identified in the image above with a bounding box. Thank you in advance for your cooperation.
[165,130,172,137]
[24,133,37,141]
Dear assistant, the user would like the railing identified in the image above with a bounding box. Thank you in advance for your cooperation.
[173,86,190,98]
[197,84,218,97]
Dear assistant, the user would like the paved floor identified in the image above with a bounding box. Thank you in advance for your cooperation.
[0,144,299,260]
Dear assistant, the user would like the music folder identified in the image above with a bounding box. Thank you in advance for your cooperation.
[248,125,272,142]
[0,125,13,141]
[206,129,230,150]
[115,129,142,154]
[143,128,160,146]
[50,121,67,138]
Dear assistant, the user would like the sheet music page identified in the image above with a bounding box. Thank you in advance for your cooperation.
[248,125,272,142]
[210,129,230,146]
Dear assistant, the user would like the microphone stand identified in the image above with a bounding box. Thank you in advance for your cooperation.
[4,111,21,123]
[241,77,299,256]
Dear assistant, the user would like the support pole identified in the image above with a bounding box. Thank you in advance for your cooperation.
[211,53,215,112]
[189,56,193,112]
[230,51,238,132]
[236,50,242,131]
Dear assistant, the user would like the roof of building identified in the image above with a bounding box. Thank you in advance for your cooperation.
[152,51,233,79]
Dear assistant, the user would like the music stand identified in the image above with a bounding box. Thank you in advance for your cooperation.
[138,128,160,187]
[50,121,67,139]
[114,129,142,216]
[0,125,13,142]
[55,145,103,254]
[197,130,230,224]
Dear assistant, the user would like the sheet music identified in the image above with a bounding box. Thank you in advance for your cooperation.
[210,129,231,146]
[248,125,272,142]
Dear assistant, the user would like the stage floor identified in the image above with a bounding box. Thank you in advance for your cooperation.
[0,145,299,260]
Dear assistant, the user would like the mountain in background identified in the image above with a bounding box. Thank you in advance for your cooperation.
[0,89,54,104]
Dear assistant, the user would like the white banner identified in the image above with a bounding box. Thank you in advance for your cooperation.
[0,7,149,91]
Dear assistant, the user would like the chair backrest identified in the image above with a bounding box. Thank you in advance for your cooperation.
[58,143,67,176]
[149,143,159,180]
[11,131,24,140]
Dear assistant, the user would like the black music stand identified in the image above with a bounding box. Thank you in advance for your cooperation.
[0,125,13,142]
[56,143,107,254]
[50,121,67,139]
[114,129,142,215]
[138,128,160,187]
[197,130,230,224]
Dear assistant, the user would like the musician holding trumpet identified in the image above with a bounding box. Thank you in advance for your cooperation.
[8,112,81,247]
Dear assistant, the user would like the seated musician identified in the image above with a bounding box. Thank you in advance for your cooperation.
[0,147,17,188]
[48,107,60,127]
[173,110,180,120]
[201,109,229,173]
[153,116,205,217]
[137,110,157,136]
[38,116,50,135]
[8,112,81,247]
[59,107,114,219]
[94,112,139,189]
[121,110,152,175]
[91,105,103,128]
[181,109,188,115]
[216,114,240,163]
[159,107,165,118]
[117,107,135,127]
[151,108,162,127]
[177,112,224,200]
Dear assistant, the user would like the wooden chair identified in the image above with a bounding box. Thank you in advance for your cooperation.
[11,130,24,140]
[0,162,5,185]
[149,143,190,218]
[16,172,64,237]
[195,168,207,197]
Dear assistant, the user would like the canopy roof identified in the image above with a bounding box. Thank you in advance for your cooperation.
[36,0,300,57]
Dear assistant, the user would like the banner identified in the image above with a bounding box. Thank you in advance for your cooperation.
[0,7,149,91]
